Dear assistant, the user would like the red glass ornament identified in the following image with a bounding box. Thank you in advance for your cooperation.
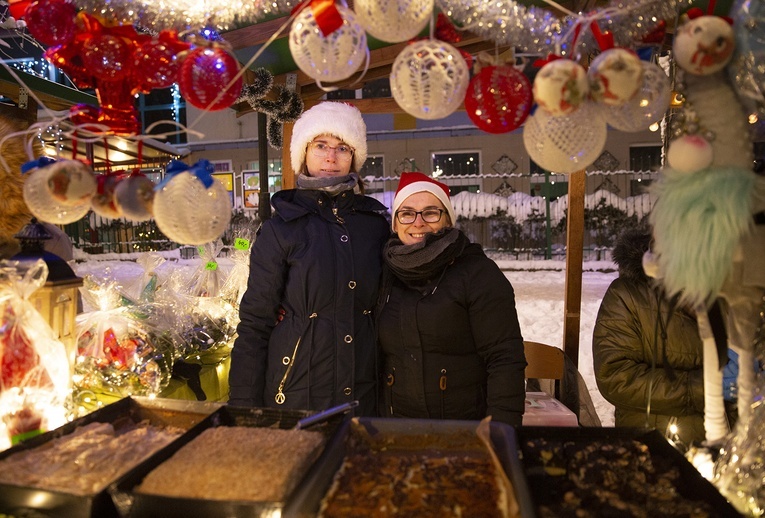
[82,33,133,81]
[23,0,77,47]
[134,31,190,92]
[178,45,243,111]
[464,65,533,134]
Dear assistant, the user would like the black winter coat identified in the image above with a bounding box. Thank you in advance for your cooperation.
[592,229,707,445]
[228,188,390,415]
[377,242,526,426]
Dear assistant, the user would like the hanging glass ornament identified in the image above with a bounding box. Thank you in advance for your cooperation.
[465,64,532,134]
[91,171,126,219]
[114,170,155,222]
[289,3,367,83]
[532,59,589,116]
[22,159,92,225]
[133,30,191,92]
[587,48,644,106]
[523,102,607,174]
[178,43,243,111]
[21,0,78,47]
[604,60,671,132]
[353,0,433,43]
[390,39,470,120]
[153,161,232,246]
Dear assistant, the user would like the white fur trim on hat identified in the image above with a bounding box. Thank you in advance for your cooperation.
[392,173,456,231]
[290,102,368,173]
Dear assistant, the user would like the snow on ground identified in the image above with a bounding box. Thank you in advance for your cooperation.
[72,255,618,426]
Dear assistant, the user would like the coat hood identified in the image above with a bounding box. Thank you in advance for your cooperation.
[612,227,652,283]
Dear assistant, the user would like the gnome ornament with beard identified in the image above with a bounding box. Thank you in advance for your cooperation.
[649,10,765,443]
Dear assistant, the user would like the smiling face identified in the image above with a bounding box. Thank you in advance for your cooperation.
[394,191,451,246]
[304,134,354,178]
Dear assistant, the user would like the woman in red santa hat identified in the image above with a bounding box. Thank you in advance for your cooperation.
[228,102,390,416]
[377,172,527,425]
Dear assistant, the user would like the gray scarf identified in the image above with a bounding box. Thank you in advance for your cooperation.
[296,172,359,196]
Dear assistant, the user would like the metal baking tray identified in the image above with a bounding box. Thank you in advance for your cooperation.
[0,396,221,518]
[284,417,535,518]
[515,426,741,518]
[109,405,347,518]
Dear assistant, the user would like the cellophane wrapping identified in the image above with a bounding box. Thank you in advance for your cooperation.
[0,259,71,450]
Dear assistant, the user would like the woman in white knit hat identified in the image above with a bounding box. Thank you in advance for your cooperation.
[229,102,390,416]
[377,172,527,426]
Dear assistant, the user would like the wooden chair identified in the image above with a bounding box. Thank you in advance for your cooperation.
[524,341,565,399]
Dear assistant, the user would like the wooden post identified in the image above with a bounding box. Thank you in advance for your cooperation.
[258,112,272,220]
[563,169,586,368]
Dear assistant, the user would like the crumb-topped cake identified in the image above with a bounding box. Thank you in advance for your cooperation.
[136,426,325,502]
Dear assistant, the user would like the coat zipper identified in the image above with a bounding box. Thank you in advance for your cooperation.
[439,369,447,418]
[275,312,317,404]
[332,201,345,224]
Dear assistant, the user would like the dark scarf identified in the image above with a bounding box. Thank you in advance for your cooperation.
[296,172,359,195]
[383,227,468,284]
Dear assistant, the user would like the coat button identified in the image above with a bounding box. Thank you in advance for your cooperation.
[348,280,356,289]
[344,335,353,343]
[282,356,290,365]
[344,387,352,396]
[340,235,349,242]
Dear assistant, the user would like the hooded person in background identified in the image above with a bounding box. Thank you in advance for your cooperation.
[228,102,390,415]
[376,172,526,426]
[593,227,739,449]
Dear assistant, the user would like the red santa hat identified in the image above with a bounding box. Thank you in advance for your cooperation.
[392,172,456,230]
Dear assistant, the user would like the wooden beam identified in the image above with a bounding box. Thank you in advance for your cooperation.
[222,16,291,49]
[563,170,586,368]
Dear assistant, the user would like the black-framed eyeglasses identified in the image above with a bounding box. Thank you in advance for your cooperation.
[308,141,354,161]
[395,209,445,224]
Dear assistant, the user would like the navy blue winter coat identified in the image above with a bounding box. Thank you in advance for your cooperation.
[228,187,390,415]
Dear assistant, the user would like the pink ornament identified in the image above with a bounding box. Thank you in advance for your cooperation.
[82,33,133,81]
[532,59,589,116]
[465,65,532,134]
[673,15,735,76]
[23,0,77,47]
[587,48,643,106]
[178,45,243,111]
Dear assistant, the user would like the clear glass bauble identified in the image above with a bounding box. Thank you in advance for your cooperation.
[604,61,671,132]
[354,0,433,43]
[114,173,155,222]
[289,4,367,83]
[22,167,91,224]
[523,102,608,174]
[153,171,232,245]
[390,39,470,120]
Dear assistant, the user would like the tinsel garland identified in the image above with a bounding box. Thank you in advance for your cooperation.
[73,0,690,54]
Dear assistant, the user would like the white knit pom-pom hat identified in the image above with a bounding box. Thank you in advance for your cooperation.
[290,102,368,173]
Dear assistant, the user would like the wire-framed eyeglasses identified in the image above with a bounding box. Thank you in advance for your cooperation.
[395,208,445,224]
[308,141,354,161]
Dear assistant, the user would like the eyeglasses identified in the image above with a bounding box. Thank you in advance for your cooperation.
[395,208,445,224]
[308,141,354,161]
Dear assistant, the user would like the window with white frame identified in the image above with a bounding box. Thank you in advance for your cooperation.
[360,155,384,178]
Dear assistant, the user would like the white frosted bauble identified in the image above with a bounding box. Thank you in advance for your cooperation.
[153,171,232,245]
[289,4,367,83]
[532,59,589,116]
[354,0,433,43]
[605,60,671,132]
[390,39,470,120]
[523,102,607,174]
[23,167,91,224]
[666,135,714,174]
[114,173,155,222]
[44,159,97,206]
[588,48,644,106]
[674,15,735,76]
